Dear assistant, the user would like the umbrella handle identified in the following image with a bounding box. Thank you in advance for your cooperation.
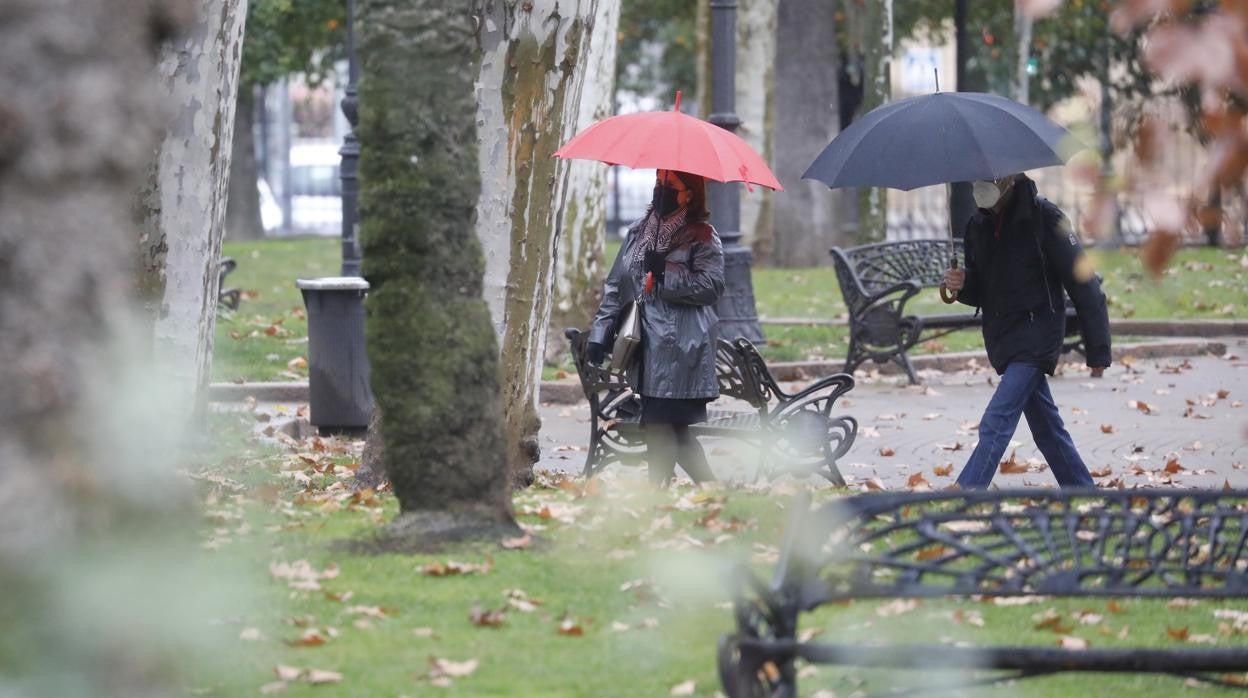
[939,256,959,304]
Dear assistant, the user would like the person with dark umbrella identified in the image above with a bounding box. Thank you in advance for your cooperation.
[941,173,1112,489]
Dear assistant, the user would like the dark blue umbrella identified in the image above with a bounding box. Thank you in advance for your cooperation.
[803,91,1080,190]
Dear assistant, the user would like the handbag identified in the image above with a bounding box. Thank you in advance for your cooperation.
[610,300,642,372]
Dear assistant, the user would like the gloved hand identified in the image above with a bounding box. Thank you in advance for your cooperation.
[643,250,666,283]
[586,341,607,366]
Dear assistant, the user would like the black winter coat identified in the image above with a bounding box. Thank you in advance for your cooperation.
[957,175,1112,375]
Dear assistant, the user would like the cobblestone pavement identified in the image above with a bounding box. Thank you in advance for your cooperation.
[537,339,1248,490]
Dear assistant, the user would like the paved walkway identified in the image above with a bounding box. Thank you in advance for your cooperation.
[536,339,1248,489]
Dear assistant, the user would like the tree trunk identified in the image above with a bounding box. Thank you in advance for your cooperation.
[548,0,620,362]
[0,0,204,693]
[856,0,892,244]
[357,0,520,542]
[476,0,598,488]
[134,0,248,431]
[226,86,265,241]
[736,0,777,264]
[770,0,845,267]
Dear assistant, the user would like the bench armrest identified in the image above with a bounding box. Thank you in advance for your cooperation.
[774,372,855,406]
[861,280,921,313]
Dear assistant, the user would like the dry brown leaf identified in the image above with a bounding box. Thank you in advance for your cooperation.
[469,605,507,628]
[906,472,930,489]
[285,628,328,647]
[274,665,302,682]
[1058,636,1089,650]
[428,657,479,679]
[916,545,949,561]
[670,680,697,696]
[501,533,532,550]
[1129,400,1155,415]
[939,442,964,452]
[1107,600,1125,614]
[557,615,585,637]
[1164,458,1184,475]
[1090,465,1113,478]
[1217,389,1230,400]
[323,590,354,603]
[933,464,954,477]
[864,477,886,491]
[305,669,342,685]
[1168,626,1191,641]
[346,605,388,619]
[875,599,920,617]
[421,557,492,577]
[1000,452,1029,474]
[879,447,896,457]
[1100,424,1115,434]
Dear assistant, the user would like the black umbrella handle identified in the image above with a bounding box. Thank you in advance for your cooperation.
[940,256,959,304]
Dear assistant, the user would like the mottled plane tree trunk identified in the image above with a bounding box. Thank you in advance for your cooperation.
[357,0,520,541]
[735,0,777,264]
[134,0,248,430]
[771,0,845,267]
[0,0,229,694]
[547,0,620,362]
[475,0,598,487]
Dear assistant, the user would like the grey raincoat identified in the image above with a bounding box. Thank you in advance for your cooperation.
[588,217,726,399]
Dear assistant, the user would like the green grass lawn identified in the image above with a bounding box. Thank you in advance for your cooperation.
[186,413,1248,696]
[213,237,1245,381]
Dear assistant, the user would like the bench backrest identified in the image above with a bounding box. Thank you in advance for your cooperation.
[830,240,964,309]
[566,328,774,422]
[777,489,1248,610]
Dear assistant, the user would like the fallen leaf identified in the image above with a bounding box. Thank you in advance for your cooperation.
[939,442,964,452]
[557,615,584,637]
[501,533,532,550]
[1090,465,1113,478]
[428,657,479,678]
[287,356,308,371]
[933,464,954,477]
[916,545,948,561]
[469,605,507,628]
[1164,458,1184,475]
[305,669,342,685]
[1168,626,1190,641]
[670,680,696,696]
[274,666,302,682]
[346,605,388,619]
[875,599,919,617]
[1128,400,1155,415]
[412,627,436,638]
[1058,636,1089,650]
[1107,600,1125,614]
[286,628,328,647]
[864,477,886,491]
[906,472,930,489]
[323,590,354,603]
[610,621,630,632]
[999,452,1029,474]
[421,558,492,577]
[1218,389,1230,399]
[260,681,288,695]
[1100,424,1115,434]
[879,447,896,457]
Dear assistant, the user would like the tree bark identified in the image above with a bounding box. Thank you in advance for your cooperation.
[135,0,248,431]
[770,0,845,267]
[548,0,620,362]
[225,86,265,241]
[357,0,520,542]
[856,0,892,244]
[475,0,598,488]
[736,0,777,263]
[0,0,201,693]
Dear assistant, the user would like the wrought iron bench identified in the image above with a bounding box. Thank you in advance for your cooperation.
[720,489,1248,696]
[565,328,858,485]
[218,256,241,310]
[830,240,1085,383]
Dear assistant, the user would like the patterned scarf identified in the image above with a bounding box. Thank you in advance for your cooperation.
[630,206,688,269]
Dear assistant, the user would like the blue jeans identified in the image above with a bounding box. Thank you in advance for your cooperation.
[956,362,1094,489]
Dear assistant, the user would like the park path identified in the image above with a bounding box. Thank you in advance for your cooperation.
[536,339,1248,489]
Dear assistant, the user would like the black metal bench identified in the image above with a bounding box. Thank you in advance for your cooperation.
[565,328,858,485]
[218,256,241,310]
[720,489,1248,696]
[830,240,1085,383]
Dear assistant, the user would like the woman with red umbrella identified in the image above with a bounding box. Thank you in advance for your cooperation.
[585,169,724,486]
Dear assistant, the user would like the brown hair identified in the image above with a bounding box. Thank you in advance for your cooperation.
[674,170,710,222]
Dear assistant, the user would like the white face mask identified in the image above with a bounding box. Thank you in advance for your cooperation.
[972,180,1003,209]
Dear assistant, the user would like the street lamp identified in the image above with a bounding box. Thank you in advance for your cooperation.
[339,0,361,276]
[708,0,764,344]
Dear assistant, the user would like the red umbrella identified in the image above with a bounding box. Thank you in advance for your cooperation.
[553,92,782,192]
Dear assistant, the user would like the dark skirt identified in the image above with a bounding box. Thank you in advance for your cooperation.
[640,396,711,426]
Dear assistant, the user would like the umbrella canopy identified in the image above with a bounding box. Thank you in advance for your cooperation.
[803,91,1081,191]
[554,92,783,191]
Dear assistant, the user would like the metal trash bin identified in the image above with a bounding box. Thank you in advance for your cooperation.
[296,276,374,434]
